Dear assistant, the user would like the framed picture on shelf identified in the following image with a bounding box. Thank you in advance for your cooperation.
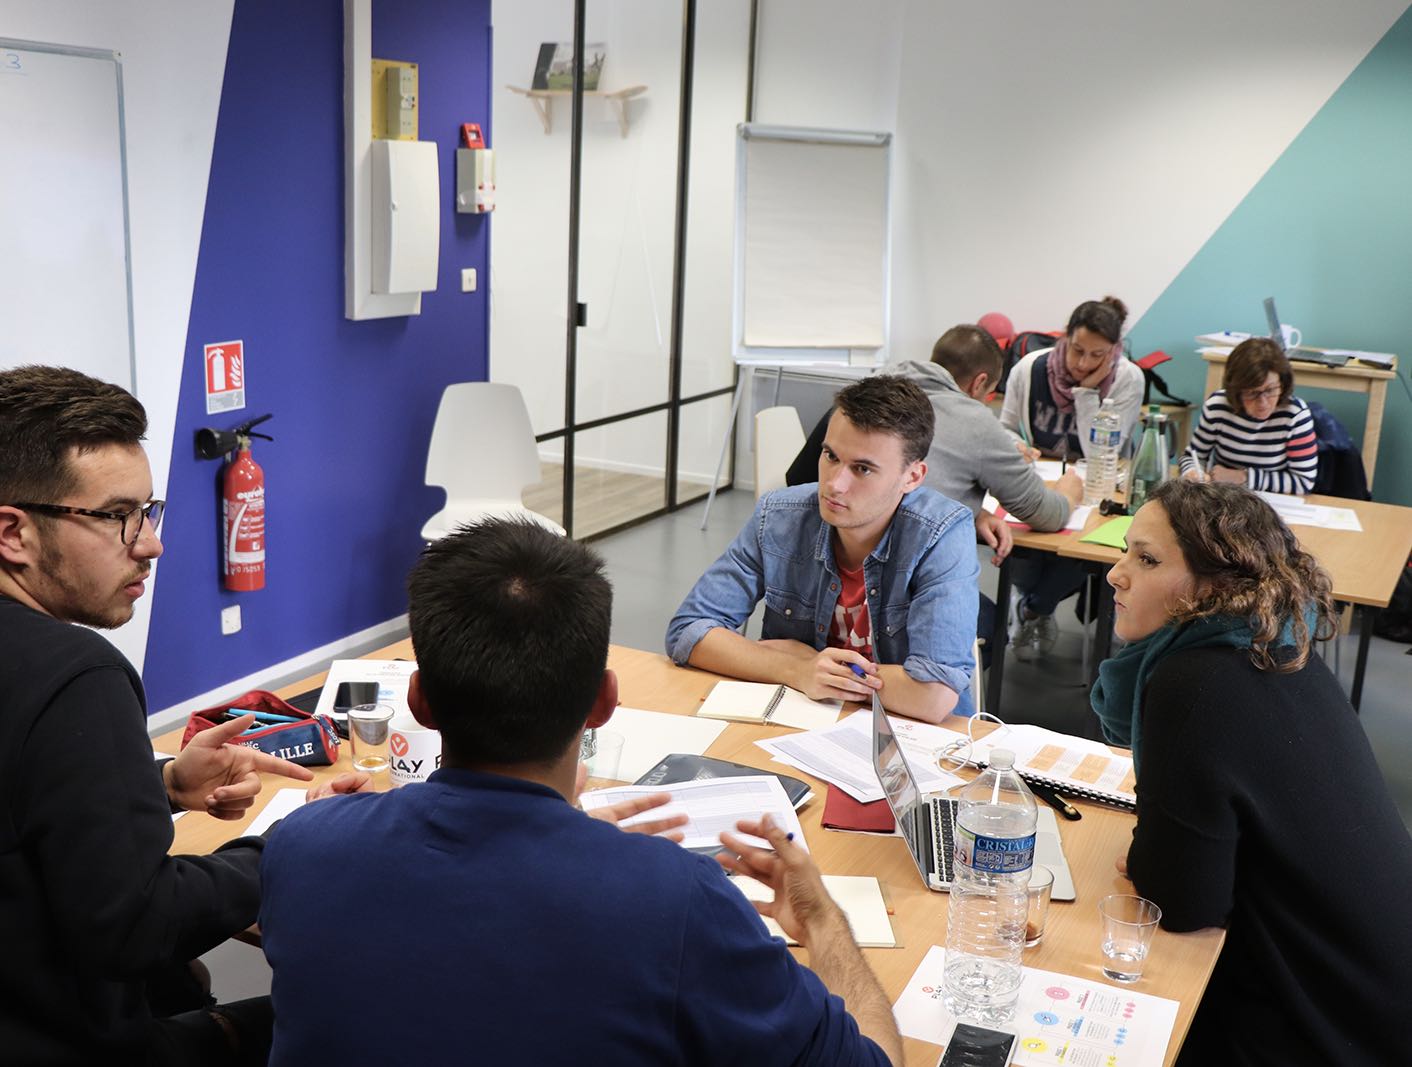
[531,42,607,91]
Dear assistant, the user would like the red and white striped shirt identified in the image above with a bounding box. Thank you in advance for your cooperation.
[1179,391,1318,494]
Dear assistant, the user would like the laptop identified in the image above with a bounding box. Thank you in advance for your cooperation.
[870,694,1076,900]
[1264,296,1348,367]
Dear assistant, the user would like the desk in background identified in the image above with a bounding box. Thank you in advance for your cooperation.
[1198,347,1398,489]
[162,641,1224,1067]
[985,493,1412,714]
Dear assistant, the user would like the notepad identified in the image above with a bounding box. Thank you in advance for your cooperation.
[695,681,841,731]
[733,874,896,947]
[1079,515,1133,548]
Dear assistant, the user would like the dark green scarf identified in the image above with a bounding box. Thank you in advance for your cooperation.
[1089,615,1254,775]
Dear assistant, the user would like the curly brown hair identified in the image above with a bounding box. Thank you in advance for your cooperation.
[1149,479,1335,672]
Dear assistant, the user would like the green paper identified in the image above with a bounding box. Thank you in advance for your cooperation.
[1080,515,1133,548]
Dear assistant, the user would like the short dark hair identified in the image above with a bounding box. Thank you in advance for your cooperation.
[931,324,1004,388]
[0,365,148,504]
[406,519,613,766]
[832,375,934,465]
[1065,295,1128,345]
[1222,337,1294,415]
[1149,479,1334,673]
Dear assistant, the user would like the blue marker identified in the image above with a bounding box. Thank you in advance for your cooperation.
[849,663,867,679]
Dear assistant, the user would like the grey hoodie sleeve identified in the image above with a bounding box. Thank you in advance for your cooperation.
[976,430,1073,531]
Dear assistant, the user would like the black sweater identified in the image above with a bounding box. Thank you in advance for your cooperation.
[1128,646,1412,1066]
[0,597,265,1063]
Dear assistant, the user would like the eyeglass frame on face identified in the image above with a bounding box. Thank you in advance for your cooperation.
[9,500,166,545]
[1240,383,1282,404]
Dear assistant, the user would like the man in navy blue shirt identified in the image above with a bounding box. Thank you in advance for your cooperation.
[260,519,901,1066]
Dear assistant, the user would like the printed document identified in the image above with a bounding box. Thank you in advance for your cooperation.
[579,775,805,852]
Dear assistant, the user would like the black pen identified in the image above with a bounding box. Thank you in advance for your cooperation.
[1030,781,1081,821]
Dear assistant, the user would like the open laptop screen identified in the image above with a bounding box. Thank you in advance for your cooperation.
[1263,297,1284,351]
[871,694,922,862]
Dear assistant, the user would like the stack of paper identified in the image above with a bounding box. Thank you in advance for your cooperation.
[1255,492,1362,532]
[756,711,965,803]
[579,775,805,853]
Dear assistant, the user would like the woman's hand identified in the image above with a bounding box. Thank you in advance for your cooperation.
[1077,353,1115,390]
[1210,464,1247,485]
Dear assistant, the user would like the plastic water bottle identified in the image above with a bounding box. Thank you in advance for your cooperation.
[943,749,1037,1025]
[1082,398,1122,506]
[1128,405,1169,514]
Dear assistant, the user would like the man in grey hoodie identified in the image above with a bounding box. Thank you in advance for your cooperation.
[787,325,1084,663]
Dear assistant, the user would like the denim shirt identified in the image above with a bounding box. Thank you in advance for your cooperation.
[666,484,979,715]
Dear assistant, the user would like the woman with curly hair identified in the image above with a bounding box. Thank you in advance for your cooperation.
[1092,479,1412,1066]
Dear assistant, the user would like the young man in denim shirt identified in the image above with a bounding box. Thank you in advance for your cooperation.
[667,376,979,722]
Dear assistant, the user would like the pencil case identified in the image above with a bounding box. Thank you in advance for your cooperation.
[180,689,340,767]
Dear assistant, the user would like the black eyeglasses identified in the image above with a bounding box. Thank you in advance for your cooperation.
[12,500,165,545]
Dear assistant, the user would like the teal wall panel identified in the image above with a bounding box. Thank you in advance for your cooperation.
[1127,4,1412,506]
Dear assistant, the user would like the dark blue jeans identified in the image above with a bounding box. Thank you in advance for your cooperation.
[1010,549,1088,617]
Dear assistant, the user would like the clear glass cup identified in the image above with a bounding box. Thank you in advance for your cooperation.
[580,729,625,793]
[1098,894,1162,982]
[347,703,395,774]
[1025,865,1055,947]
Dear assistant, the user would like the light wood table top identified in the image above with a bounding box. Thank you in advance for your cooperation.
[162,641,1224,1066]
[1012,493,1412,608]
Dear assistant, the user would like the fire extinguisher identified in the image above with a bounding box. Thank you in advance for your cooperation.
[197,414,273,591]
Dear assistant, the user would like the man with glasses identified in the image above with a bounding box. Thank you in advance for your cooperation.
[0,366,312,1064]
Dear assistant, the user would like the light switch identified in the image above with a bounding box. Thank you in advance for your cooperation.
[221,605,242,635]
[461,268,477,292]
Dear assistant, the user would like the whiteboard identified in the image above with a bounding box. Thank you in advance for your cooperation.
[0,39,135,392]
[733,124,891,362]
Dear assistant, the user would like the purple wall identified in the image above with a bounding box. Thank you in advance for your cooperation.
[144,0,494,710]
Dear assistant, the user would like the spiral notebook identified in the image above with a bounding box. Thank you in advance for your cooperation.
[694,681,841,731]
[971,724,1136,811]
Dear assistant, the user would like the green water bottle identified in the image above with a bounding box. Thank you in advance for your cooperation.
[1128,405,1169,513]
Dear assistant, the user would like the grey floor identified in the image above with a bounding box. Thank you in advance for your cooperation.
[598,488,1412,829]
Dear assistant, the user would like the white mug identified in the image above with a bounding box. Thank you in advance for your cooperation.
[1280,323,1302,349]
[387,712,442,787]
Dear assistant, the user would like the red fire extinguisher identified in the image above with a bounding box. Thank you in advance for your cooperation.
[222,436,265,591]
[199,413,273,591]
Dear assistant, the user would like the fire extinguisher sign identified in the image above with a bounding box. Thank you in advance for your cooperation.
[204,340,246,415]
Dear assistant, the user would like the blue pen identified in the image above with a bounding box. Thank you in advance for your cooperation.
[230,709,300,724]
[849,663,868,679]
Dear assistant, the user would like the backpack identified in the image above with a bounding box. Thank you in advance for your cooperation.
[995,330,1062,394]
[1373,557,1412,644]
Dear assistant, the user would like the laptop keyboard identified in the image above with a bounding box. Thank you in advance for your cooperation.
[924,797,959,886]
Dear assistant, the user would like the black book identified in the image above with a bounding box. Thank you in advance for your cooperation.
[634,753,813,810]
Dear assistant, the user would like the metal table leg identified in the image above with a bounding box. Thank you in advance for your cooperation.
[1350,604,1376,712]
[1090,565,1116,684]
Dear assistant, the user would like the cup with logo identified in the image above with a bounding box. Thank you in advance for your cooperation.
[387,711,442,786]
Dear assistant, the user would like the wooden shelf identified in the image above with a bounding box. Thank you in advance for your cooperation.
[506,85,647,137]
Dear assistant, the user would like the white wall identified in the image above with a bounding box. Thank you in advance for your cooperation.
[3,1,234,671]
[489,1,748,483]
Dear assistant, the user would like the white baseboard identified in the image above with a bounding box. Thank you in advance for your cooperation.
[147,614,410,736]
[536,449,716,486]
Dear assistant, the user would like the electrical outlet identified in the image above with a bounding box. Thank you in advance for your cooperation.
[461,267,477,292]
[221,605,241,635]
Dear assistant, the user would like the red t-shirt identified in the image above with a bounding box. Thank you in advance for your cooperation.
[827,562,874,660]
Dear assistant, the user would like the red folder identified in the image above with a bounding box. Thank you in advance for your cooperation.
[821,784,895,833]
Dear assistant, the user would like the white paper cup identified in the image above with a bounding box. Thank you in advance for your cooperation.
[387,712,442,787]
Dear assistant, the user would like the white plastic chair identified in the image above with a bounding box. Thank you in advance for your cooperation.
[754,406,806,499]
[420,382,566,541]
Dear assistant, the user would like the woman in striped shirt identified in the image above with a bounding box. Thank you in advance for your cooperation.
[1179,338,1317,495]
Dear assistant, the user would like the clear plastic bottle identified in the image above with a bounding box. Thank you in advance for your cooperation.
[1082,398,1122,506]
[943,749,1037,1025]
[1128,404,1169,514]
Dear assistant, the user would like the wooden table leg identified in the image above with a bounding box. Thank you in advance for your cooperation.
[1362,379,1386,489]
